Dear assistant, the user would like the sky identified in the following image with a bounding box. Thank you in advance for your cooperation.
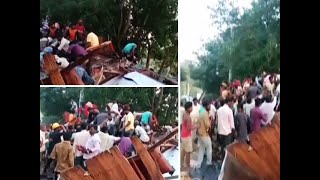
[178,0,253,62]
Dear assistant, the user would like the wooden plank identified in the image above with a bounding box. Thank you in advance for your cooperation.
[249,128,280,178]
[61,68,85,85]
[43,54,65,85]
[86,155,111,180]
[149,128,178,152]
[60,166,93,180]
[131,137,164,180]
[128,128,178,161]
[227,122,280,180]
[99,151,125,179]
[109,146,141,180]
[228,143,276,180]
[129,158,146,180]
[220,151,261,180]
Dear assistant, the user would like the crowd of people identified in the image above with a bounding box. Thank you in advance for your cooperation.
[180,72,280,176]
[40,16,138,85]
[40,100,163,180]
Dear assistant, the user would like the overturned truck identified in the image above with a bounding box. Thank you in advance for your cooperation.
[218,113,280,180]
[61,128,178,180]
[41,41,177,85]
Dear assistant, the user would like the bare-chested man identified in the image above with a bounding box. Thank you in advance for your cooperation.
[181,101,197,175]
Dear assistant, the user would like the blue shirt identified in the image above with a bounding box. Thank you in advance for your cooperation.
[122,43,137,54]
[141,111,152,125]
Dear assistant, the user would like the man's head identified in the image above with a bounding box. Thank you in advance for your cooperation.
[40,124,46,132]
[265,95,273,103]
[123,105,131,115]
[52,123,61,131]
[237,103,244,112]
[224,96,234,108]
[89,107,94,112]
[107,112,112,120]
[78,19,83,25]
[75,124,82,132]
[100,126,108,134]
[184,101,193,113]
[134,120,140,128]
[202,99,211,112]
[68,125,74,131]
[255,98,262,107]
[172,121,178,128]
[51,24,55,28]
[81,122,88,131]
[193,97,198,105]
[88,124,97,135]
[63,133,72,141]
[246,98,252,104]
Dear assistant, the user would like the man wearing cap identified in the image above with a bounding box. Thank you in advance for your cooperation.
[42,123,66,177]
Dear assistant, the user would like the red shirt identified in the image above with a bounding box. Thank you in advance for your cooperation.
[75,24,86,32]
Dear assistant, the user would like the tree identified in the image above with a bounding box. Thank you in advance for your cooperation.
[40,0,178,74]
[191,0,280,95]
[40,87,178,125]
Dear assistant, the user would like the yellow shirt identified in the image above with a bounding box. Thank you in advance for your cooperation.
[125,112,135,131]
[86,32,99,48]
[197,110,210,137]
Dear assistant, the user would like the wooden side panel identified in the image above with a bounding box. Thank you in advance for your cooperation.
[129,158,146,180]
[227,120,280,180]
[60,166,94,180]
[86,154,113,180]
[43,54,65,85]
[131,137,164,180]
[228,143,275,180]
[109,146,141,180]
[61,68,85,85]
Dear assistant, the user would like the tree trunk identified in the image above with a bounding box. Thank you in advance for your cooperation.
[158,59,167,74]
[146,42,151,69]
[154,87,164,116]
[151,87,156,113]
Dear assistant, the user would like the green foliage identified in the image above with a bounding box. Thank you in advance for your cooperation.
[192,0,280,94]
[40,87,178,125]
[40,0,177,74]
[42,115,63,125]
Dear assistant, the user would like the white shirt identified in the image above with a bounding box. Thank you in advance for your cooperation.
[73,130,90,157]
[135,125,150,143]
[144,124,153,135]
[55,55,69,69]
[217,104,235,136]
[111,103,119,117]
[106,119,115,127]
[260,97,277,125]
[40,130,46,152]
[244,101,255,117]
[209,104,216,120]
[84,133,101,160]
[57,37,70,51]
[97,131,120,152]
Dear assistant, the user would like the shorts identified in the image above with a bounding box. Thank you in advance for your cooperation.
[181,137,193,153]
